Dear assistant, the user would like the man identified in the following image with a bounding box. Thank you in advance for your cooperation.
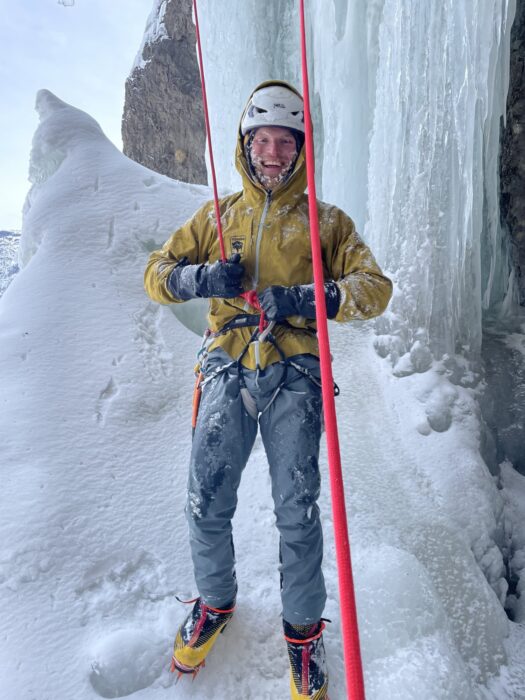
[144,80,392,699]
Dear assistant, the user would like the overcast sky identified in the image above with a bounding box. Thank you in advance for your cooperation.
[0,0,152,230]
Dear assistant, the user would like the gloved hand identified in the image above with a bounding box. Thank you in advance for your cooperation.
[167,253,245,300]
[258,281,340,321]
[199,254,245,297]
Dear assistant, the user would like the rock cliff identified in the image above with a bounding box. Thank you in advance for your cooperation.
[122,0,207,185]
[501,0,525,305]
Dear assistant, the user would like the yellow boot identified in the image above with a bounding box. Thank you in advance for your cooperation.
[170,598,235,675]
[284,620,328,699]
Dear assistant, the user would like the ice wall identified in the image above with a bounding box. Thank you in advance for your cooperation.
[196,0,300,195]
[21,90,208,336]
[366,0,515,363]
[198,0,515,362]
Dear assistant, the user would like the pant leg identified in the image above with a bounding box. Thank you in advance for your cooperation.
[257,358,326,624]
[187,354,257,608]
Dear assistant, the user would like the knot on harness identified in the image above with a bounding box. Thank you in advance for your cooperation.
[240,289,261,311]
[240,290,270,335]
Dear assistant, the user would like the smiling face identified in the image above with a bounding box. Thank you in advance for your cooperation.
[249,126,299,190]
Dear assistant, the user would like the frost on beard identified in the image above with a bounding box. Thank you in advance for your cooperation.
[249,149,298,191]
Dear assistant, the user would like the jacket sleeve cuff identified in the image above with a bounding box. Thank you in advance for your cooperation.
[166,258,202,301]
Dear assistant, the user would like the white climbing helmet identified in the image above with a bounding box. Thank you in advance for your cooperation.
[241,85,305,135]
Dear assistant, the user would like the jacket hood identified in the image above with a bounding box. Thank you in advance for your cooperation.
[235,79,307,199]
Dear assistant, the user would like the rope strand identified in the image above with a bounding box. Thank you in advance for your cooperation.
[192,0,267,329]
[299,1,365,698]
[192,0,226,262]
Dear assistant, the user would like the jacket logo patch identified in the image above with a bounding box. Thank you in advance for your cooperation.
[230,237,245,256]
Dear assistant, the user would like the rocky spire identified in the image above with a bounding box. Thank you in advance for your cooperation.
[122,0,207,185]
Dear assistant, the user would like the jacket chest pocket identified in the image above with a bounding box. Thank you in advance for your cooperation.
[223,217,256,279]
[259,217,314,286]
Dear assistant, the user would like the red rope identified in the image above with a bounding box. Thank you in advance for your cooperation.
[192,0,226,262]
[193,0,267,332]
[299,2,365,698]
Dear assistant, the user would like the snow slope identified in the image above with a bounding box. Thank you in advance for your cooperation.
[0,93,524,699]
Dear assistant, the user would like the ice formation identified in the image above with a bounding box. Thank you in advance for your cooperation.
[198,0,515,364]
[0,231,20,297]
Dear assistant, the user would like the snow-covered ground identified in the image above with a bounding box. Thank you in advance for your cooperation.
[1,87,525,699]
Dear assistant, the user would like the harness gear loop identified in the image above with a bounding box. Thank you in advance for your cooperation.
[299,1,364,697]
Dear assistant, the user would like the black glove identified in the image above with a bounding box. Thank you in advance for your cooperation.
[258,281,340,321]
[167,254,245,300]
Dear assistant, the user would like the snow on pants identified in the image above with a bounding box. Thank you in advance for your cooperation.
[186,348,326,625]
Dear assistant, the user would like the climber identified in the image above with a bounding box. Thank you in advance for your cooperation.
[144,80,392,699]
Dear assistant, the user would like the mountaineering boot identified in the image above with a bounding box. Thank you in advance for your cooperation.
[284,620,328,699]
[170,598,235,676]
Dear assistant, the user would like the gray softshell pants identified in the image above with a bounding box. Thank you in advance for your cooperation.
[186,348,326,625]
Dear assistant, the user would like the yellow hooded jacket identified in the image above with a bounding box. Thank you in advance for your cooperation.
[144,80,393,369]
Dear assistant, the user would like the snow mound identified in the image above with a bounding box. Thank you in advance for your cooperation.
[21,88,208,332]
[0,91,210,699]
[88,628,166,697]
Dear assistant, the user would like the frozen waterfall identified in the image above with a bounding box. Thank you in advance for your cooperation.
[198,0,516,364]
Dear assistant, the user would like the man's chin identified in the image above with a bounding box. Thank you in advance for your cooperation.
[254,170,283,189]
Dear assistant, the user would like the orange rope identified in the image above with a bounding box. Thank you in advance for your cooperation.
[191,372,204,434]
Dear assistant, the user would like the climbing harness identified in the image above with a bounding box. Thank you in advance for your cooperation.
[191,313,338,426]
[195,322,331,422]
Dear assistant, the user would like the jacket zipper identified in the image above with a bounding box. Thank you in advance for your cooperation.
[253,191,272,291]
